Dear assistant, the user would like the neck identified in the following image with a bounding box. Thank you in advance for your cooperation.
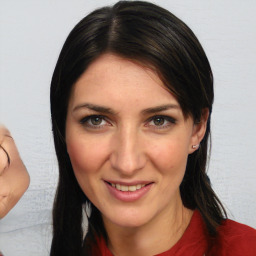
[103,198,193,256]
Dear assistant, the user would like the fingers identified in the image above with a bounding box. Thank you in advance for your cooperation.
[0,125,12,141]
[0,126,22,171]
[0,126,13,175]
[0,126,30,218]
[0,146,9,175]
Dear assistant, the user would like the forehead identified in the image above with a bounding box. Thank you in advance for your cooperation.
[68,53,180,111]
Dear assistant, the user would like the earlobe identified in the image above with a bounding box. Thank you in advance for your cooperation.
[192,144,200,150]
[189,109,209,154]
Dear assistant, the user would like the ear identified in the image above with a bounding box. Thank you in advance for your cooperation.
[188,108,209,154]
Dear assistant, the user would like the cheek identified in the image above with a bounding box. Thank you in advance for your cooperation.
[149,139,189,199]
[66,138,109,202]
[148,137,189,174]
[67,138,107,175]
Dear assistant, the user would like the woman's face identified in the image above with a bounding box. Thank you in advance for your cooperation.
[66,53,205,228]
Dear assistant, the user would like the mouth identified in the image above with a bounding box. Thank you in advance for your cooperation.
[105,181,153,191]
[109,182,147,192]
[104,181,154,202]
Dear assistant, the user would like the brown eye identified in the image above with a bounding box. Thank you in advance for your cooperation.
[90,116,103,125]
[153,117,165,126]
[146,115,176,130]
[80,115,110,129]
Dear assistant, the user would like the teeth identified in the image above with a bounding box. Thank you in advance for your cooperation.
[136,184,142,190]
[111,183,146,192]
[129,185,136,192]
[121,185,128,191]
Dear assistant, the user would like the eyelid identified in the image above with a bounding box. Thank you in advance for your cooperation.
[145,115,177,129]
[79,114,176,130]
[79,115,111,129]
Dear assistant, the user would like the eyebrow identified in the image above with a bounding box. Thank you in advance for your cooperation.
[73,103,180,115]
[141,104,180,115]
[73,103,116,115]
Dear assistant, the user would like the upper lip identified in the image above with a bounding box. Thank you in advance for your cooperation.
[104,180,153,186]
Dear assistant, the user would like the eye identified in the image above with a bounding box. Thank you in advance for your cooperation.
[80,115,110,129]
[152,116,165,126]
[146,115,176,129]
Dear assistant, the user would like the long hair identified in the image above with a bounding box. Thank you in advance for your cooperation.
[50,1,226,255]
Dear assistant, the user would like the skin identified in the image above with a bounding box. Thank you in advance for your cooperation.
[66,53,208,255]
[0,126,30,219]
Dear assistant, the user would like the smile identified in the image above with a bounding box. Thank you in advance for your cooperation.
[110,183,146,192]
[105,180,153,202]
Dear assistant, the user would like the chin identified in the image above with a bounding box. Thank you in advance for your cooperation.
[104,209,155,229]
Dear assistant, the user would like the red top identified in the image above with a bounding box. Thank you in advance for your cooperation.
[92,210,256,255]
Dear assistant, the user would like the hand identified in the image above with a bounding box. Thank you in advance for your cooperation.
[0,126,30,219]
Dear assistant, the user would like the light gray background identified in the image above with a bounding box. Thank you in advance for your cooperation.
[0,0,255,255]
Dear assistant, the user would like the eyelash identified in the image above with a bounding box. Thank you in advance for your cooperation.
[79,115,110,129]
[79,115,176,130]
[146,115,176,129]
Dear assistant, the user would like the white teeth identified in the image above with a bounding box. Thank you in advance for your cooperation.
[121,185,128,191]
[136,184,142,190]
[110,183,146,192]
[129,185,137,192]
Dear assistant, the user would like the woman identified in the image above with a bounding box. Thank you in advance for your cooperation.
[50,1,256,255]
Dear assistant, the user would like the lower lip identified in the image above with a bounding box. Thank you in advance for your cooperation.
[105,182,153,202]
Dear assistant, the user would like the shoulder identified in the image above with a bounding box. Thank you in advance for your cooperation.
[211,219,256,255]
[219,218,256,243]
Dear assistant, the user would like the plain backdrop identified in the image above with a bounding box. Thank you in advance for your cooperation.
[0,0,256,255]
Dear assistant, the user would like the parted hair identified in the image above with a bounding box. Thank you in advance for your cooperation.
[50,1,226,255]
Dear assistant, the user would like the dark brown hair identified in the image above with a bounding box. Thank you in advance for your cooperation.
[50,1,226,255]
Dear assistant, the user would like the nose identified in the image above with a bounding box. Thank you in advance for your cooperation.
[110,125,146,176]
